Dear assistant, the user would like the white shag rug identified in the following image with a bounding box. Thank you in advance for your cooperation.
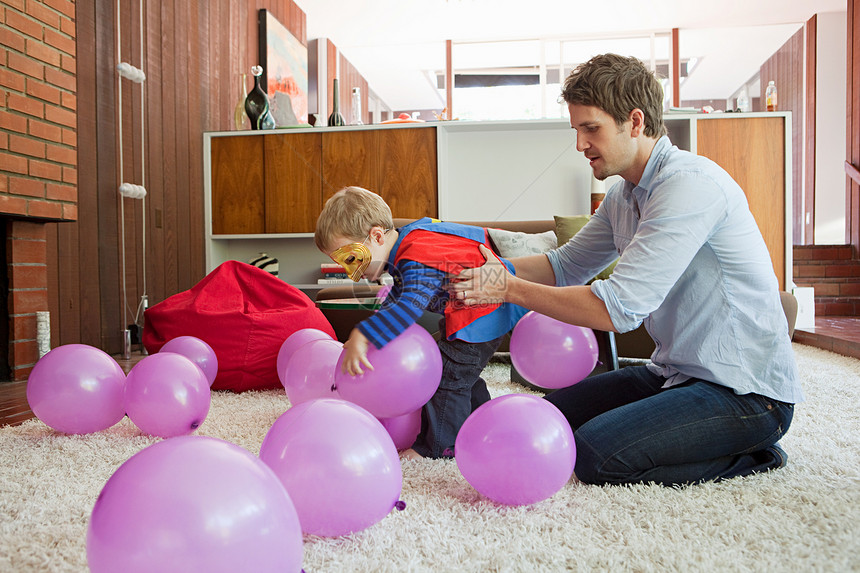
[2,343,859,573]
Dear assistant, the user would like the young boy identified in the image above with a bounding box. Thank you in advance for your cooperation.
[314,186,528,459]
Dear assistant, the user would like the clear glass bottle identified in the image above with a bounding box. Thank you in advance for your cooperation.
[351,87,363,125]
[234,73,248,129]
[736,88,750,113]
[765,81,778,112]
[327,78,345,126]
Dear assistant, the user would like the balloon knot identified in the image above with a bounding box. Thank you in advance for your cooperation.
[596,360,604,367]
[330,384,337,392]
[395,500,406,511]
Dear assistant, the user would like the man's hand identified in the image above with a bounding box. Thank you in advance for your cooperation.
[449,244,512,306]
[341,328,374,376]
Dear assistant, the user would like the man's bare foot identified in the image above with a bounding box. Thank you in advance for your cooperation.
[399,448,423,461]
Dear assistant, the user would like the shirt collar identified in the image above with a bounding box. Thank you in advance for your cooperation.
[622,135,672,202]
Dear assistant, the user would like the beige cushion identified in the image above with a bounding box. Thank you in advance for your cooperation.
[486,228,558,258]
[553,214,617,281]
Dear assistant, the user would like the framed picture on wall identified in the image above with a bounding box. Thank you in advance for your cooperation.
[258,9,309,125]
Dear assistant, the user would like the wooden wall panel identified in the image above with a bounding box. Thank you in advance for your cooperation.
[340,53,370,125]
[760,28,804,246]
[321,39,370,125]
[144,0,165,316]
[804,16,816,246]
[849,0,860,253]
[92,0,118,349]
[48,0,309,355]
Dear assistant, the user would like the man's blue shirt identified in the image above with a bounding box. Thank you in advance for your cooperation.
[547,136,802,403]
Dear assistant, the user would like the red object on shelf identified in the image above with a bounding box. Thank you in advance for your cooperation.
[381,113,425,124]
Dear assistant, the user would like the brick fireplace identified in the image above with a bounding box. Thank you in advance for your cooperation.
[1,0,78,380]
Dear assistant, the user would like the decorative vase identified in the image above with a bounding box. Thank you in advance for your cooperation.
[327,78,345,126]
[260,109,276,130]
[234,73,248,130]
[245,66,269,130]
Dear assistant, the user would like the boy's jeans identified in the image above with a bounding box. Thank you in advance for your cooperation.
[411,331,505,459]
[544,365,794,486]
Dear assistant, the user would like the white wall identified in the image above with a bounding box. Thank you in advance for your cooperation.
[814,11,848,244]
[437,120,594,221]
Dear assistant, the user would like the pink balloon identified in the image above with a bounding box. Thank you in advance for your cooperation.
[379,409,422,450]
[124,353,211,438]
[259,398,403,537]
[282,339,343,405]
[509,311,599,389]
[87,436,303,573]
[277,328,333,385]
[26,344,126,434]
[455,394,576,506]
[334,324,442,418]
[160,335,219,386]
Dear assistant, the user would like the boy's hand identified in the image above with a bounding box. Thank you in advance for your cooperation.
[341,328,374,376]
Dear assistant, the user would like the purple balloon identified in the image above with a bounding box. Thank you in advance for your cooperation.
[87,436,303,573]
[26,344,126,434]
[455,394,576,506]
[334,323,442,418]
[124,353,211,438]
[510,311,599,389]
[379,409,422,450]
[259,398,402,537]
[282,338,343,405]
[160,335,219,386]
[277,328,333,385]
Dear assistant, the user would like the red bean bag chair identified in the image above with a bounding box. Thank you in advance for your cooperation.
[143,260,336,392]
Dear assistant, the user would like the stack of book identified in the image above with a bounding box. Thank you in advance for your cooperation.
[317,263,371,285]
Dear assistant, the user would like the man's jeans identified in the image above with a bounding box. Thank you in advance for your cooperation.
[411,332,505,459]
[544,366,794,486]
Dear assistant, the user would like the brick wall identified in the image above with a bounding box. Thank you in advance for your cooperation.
[7,219,46,378]
[1,0,77,379]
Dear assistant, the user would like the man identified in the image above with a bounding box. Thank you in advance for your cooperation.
[452,54,802,486]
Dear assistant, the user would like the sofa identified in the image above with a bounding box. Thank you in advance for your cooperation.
[315,217,799,377]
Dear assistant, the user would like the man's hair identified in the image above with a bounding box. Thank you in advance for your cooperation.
[314,186,394,252]
[561,53,667,138]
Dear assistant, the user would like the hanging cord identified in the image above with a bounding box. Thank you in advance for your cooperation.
[116,0,148,336]
[116,0,127,336]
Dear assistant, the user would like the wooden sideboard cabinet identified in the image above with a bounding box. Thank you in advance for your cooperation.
[695,116,788,291]
[208,125,437,236]
[205,114,791,291]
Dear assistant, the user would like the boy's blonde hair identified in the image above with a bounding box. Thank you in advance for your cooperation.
[314,186,394,252]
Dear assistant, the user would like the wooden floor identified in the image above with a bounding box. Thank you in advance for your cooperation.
[2,318,859,428]
[793,316,860,360]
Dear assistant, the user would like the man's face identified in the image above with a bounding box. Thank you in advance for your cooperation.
[568,103,637,182]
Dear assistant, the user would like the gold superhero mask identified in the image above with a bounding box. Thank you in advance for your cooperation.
[330,239,372,281]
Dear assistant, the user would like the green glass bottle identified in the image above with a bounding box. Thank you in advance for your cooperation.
[244,65,269,130]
